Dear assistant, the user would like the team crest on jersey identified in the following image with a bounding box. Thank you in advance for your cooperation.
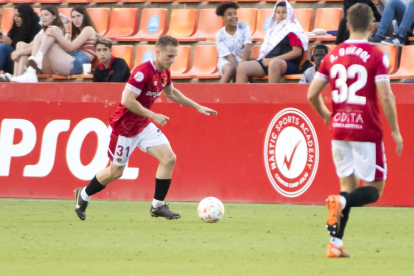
[264,108,319,198]
[116,157,122,163]
[134,72,144,82]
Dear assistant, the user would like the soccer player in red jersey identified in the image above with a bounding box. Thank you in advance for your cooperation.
[74,36,217,221]
[307,3,403,258]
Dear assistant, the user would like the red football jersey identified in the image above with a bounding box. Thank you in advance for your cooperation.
[108,60,172,137]
[316,40,390,143]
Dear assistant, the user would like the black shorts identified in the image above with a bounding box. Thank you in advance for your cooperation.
[256,59,299,76]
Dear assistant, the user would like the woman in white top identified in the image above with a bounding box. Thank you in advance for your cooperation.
[215,2,252,83]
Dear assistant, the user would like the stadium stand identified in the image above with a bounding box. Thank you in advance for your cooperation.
[293,8,313,33]
[165,9,198,40]
[170,45,191,75]
[117,8,168,42]
[390,46,414,79]
[105,8,138,40]
[134,45,156,67]
[310,8,342,41]
[177,9,223,42]
[0,0,410,82]
[251,9,273,42]
[87,8,111,36]
[1,8,14,36]
[111,45,133,70]
[376,45,399,74]
[172,45,219,79]
[237,8,257,36]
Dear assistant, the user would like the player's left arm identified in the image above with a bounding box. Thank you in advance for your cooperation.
[307,78,331,126]
[163,86,218,116]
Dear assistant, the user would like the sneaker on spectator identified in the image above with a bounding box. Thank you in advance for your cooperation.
[0,74,6,82]
[4,73,12,82]
[368,35,385,45]
[28,56,43,74]
[11,67,38,83]
[382,35,404,46]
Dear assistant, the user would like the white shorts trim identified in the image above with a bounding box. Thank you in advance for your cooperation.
[331,140,386,182]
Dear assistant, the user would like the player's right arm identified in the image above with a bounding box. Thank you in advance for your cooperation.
[376,81,403,155]
[121,88,170,126]
[307,78,331,126]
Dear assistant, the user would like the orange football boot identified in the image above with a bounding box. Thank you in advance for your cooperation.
[326,242,352,258]
[326,195,343,236]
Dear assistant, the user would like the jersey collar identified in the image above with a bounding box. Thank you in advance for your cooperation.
[344,39,369,43]
[98,55,115,70]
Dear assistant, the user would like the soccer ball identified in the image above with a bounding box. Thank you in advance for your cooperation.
[197,197,225,223]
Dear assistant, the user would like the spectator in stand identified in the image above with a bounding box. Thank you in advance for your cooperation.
[236,1,308,83]
[9,6,70,81]
[215,1,252,83]
[299,44,329,84]
[12,6,98,83]
[336,0,383,44]
[368,0,414,45]
[0,4,41,81]
[92,37,130,82]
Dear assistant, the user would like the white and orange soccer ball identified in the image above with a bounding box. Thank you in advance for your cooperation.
[197,197,225,223]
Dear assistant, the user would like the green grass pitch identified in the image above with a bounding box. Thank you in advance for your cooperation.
[1,199,413,276]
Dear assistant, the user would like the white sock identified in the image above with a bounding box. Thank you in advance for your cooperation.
[330,237,343,248]
[81,187,91,201]
[152,199,164,208]
[340,196,346,209]
[35,51,43,69]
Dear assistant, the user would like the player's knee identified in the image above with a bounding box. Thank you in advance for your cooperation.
[110,166,125,179]
[162,153,176,167]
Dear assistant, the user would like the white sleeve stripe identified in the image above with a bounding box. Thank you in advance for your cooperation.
[126,83,142,95]
[315,72,329,82]
[375,74,390,83]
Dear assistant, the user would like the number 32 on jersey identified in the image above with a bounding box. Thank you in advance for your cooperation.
[331,64,367,105]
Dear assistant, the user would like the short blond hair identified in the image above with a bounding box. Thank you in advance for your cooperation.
[93,36,113,49]
[347,3,374,33]
[156,35,179,48]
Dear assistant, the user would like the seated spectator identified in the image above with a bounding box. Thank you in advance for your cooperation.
[299,45,329,84]
[10,6,70,80]
[215,1,252,83]
[0,4,41,81]
[336,0,383,44]
[236,1,308,83]
[12,6,98,83]
[369,0,414,45]
[93,37,130,83]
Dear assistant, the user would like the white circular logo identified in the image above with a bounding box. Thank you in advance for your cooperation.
[134,71,144,82]
[264,108,319,198]
[382,53,390,69]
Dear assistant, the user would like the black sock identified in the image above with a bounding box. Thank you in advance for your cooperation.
[343,186,379,208]
[85,176,106,196]
[337,191,350,239]
[154,178,171,201]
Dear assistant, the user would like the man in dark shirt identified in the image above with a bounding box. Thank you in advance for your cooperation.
[93,37,130,83]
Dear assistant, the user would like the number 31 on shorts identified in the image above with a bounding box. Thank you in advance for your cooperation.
[116,145,130,157]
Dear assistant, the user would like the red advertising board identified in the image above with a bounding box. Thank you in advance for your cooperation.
[0,83,413,206]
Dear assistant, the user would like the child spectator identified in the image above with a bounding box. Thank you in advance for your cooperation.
[236,1,308,83]
[215,1,252,83]
[12,6,98,83]
[9,6,69,81]
[299,44,329,84]
[93,37,130,83]
[0,4,41,80]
